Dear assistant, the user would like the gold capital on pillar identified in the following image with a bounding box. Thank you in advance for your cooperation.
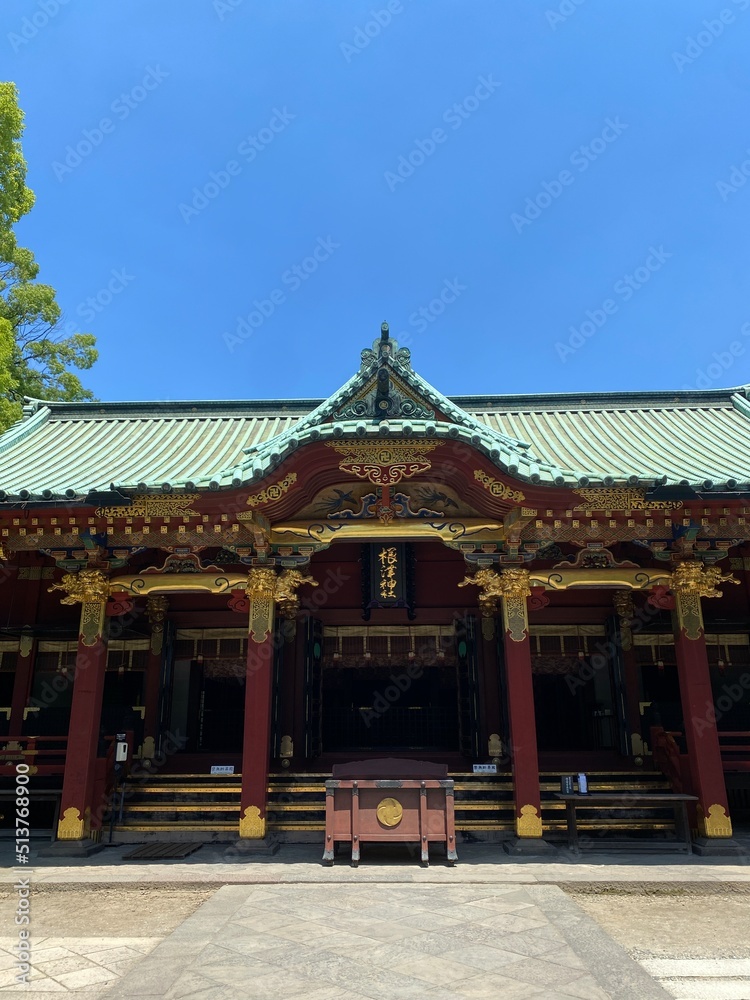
[245,568,279,642]
[49,569,109,646]
[145,594,169,654]
[669,562,738,641]
[613,590,634,650]
[459,567,533,641]
[245,567,318,642]
[239,805,266,838]
[698,803,733,838]
[499,568,532,643]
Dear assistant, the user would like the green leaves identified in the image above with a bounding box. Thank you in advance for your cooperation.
[0,82,97,431]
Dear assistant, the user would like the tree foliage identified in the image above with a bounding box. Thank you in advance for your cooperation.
[0,83,97,430]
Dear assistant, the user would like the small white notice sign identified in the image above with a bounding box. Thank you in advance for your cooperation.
[472,764,497,774]
[210,765,235,775]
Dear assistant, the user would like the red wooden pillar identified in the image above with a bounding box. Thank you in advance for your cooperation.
[670,563,736,843]
[8,560,43,737]
[499,569,545,841]
[613,591,645,755]
[477,624,503,758]
[239,568,278,839]
[276,614,298,766]
[52,569,110,843]
[142,594,169,760]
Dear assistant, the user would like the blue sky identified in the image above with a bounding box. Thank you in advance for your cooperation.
[4,0,750,401]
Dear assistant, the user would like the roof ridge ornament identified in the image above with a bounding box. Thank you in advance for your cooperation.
[360,322,412,373]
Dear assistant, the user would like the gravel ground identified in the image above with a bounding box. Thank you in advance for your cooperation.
[568,885,750,960]
[0,886,213,937]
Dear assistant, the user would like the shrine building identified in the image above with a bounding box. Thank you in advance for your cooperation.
[1,325,749,854]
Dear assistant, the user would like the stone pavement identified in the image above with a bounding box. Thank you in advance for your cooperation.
[100,882,670,1000]
[0,842,749,999]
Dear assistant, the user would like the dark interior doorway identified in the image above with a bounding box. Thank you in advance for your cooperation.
[322,662,459,752]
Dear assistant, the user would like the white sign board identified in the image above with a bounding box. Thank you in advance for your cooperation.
[472,763,497,774]
[210,765,235,775]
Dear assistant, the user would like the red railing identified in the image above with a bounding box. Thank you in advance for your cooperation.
[718,731,750,772]
[0,737,67,775]
[651,727,684,792]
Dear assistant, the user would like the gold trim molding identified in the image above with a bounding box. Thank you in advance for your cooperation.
[473,470,525,504]
[96,494,201,518]
[245,473,298,509]
[573,487,682,511]
[326,440,438,485]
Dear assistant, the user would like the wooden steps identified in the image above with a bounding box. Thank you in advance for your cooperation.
[111,767,676,839]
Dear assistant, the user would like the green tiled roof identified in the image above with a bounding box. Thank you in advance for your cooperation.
[1,341,750,500]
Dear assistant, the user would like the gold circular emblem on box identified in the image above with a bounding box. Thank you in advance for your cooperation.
[376,797,403,827]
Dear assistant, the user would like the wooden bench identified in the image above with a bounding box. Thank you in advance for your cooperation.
[555,792,698,853]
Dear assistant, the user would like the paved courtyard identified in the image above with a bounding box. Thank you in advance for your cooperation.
[0,843,749,999]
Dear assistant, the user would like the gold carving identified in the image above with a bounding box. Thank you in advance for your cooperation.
[573,488,682,511]
[57,806,86,841]
[459,567,505,617]
[669,563,739,641]
[19,633,33,658]
[239,805,266,838]
[279,735,293,758]
[274,568,318,620]
[327,440,438,485]
[245,473,298,509]
[0,544,6,561]
[473,470,525,504]
[516,804,543,838]
[378,546,398,599]
[49,568,109,605]
[488,733,502,757]
[96,494,200,518]
[698,802,733,838]
[376,797,403,828]
[145,594,169,655]
[49,569,109,646]
[141,736,155,761]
